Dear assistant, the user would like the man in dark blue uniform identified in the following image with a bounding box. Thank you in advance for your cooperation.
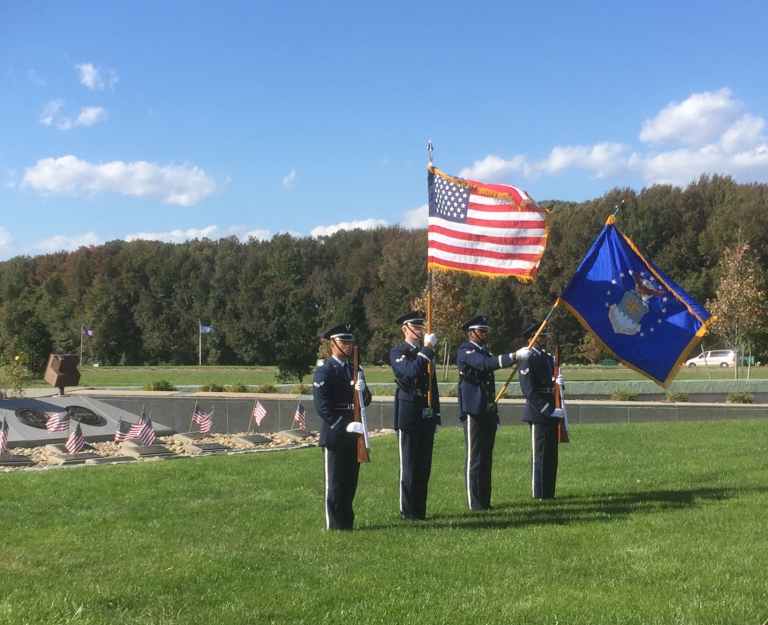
[313,323,371,530]
[457,315,530,510]
[519,321,564,500]
[390,311,441,521]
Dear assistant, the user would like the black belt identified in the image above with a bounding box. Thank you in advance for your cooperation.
[333,403,355,411]
[534,388,555,394]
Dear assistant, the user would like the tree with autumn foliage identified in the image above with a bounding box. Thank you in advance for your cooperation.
[707,244,767,376]
[411,271,469,359]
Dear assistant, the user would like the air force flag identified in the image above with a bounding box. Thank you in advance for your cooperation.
[559,216,715,387]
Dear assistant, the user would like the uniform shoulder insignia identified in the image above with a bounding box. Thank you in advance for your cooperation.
[465,349,475,354]
[313,380,325,387]
[396,355,405,363]
[520,368,529,375]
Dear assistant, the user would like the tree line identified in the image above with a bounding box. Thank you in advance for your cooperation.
[1,174,767,380]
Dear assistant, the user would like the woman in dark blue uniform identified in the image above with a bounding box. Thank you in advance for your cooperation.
[519,322,564,500]
[456,315,529,510]
[390,311,440,520]
[313,323,371,530]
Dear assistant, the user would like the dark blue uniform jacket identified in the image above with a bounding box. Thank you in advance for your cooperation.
[313,357,372,448]
[390,341,441,433]
[457,340,514,422]
[519,349,556,425]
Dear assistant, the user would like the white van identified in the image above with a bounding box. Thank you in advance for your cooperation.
[684,350,736,368]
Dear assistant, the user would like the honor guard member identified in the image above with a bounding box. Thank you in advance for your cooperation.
[457,315,530,510]
[390,311,441,521]
[519,322,564,500]
[313,323,372,530]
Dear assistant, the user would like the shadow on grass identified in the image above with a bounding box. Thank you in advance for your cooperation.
[361,486,763,531]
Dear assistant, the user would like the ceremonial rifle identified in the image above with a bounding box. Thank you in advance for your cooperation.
[353,346,370,463]
[554,343,570,443]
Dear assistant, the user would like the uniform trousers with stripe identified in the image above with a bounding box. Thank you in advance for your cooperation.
[398,429,435,520]
[462,415,497,510]
[324,446,360,530]
[529,420,558,499]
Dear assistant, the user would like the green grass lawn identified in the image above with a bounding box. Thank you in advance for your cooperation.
[58,363,768,389]
[2,421,767,624]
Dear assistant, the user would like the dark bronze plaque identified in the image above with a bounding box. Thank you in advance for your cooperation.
[65,406,103,426]
[14,408,50,429]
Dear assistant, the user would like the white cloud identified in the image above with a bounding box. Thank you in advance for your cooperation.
[456,89,768,190]
[282,170,297,188]
[459,155,531,182]
[126,226,219,243]
[0,226,14,253]
[639,88,741,147]
[126,225,273,244]
[40,99,64,126]
[25,232,102,255]
[310,218,388,237]
[21,155,217,206]
[40,101,109,130]
[401,204,428,229]
[243,229,272,241]
[459,143,630,184]
[76,62,119,91]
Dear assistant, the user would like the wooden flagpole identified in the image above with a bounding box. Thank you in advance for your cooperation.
[494,300,560,403]
[426,139,434,409]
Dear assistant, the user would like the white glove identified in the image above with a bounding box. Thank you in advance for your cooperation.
[424,333,437,347]
[434,424,440,434]
[555,374,564,386]
[354,379,365,392]
[346,421,364,434]
[551,408,564,418]
[514,347,531,360]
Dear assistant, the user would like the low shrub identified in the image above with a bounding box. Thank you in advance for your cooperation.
[373,385,394,396]
[290,383,311,395]
[441,386,458,397]
[611,389,637,401]
[227,382,251,393]
[726,392,753,404]
[199,381,226,392]
[665,391,690,403]
[254,383,280,394]
[143,379,177,391]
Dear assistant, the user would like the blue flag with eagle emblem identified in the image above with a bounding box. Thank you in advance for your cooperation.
[559,216,715,388]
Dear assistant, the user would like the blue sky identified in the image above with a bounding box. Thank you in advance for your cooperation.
[2,1,768,260]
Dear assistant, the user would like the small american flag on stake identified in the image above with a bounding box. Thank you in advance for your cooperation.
[293,403,306,430]
[65,423,85,454]
[46,410,70,433]
[0,417,9,454]
[192,407,212,435]
[252,400,267,426]
[114,419,142,443]
[136,410,157,445]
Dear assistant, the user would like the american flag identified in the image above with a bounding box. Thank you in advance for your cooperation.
[427,166,549,280]
[136,414,157,445]
[293,403,306,430]
[46,410,70,433]
[0,417,9,454]
[65,423,85,454]
[252,400,267,426]
[192,407,212,434]
[115,419,140,442]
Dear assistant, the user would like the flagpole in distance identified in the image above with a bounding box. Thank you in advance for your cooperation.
[494,301,560,403]
[198,321,202,366]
